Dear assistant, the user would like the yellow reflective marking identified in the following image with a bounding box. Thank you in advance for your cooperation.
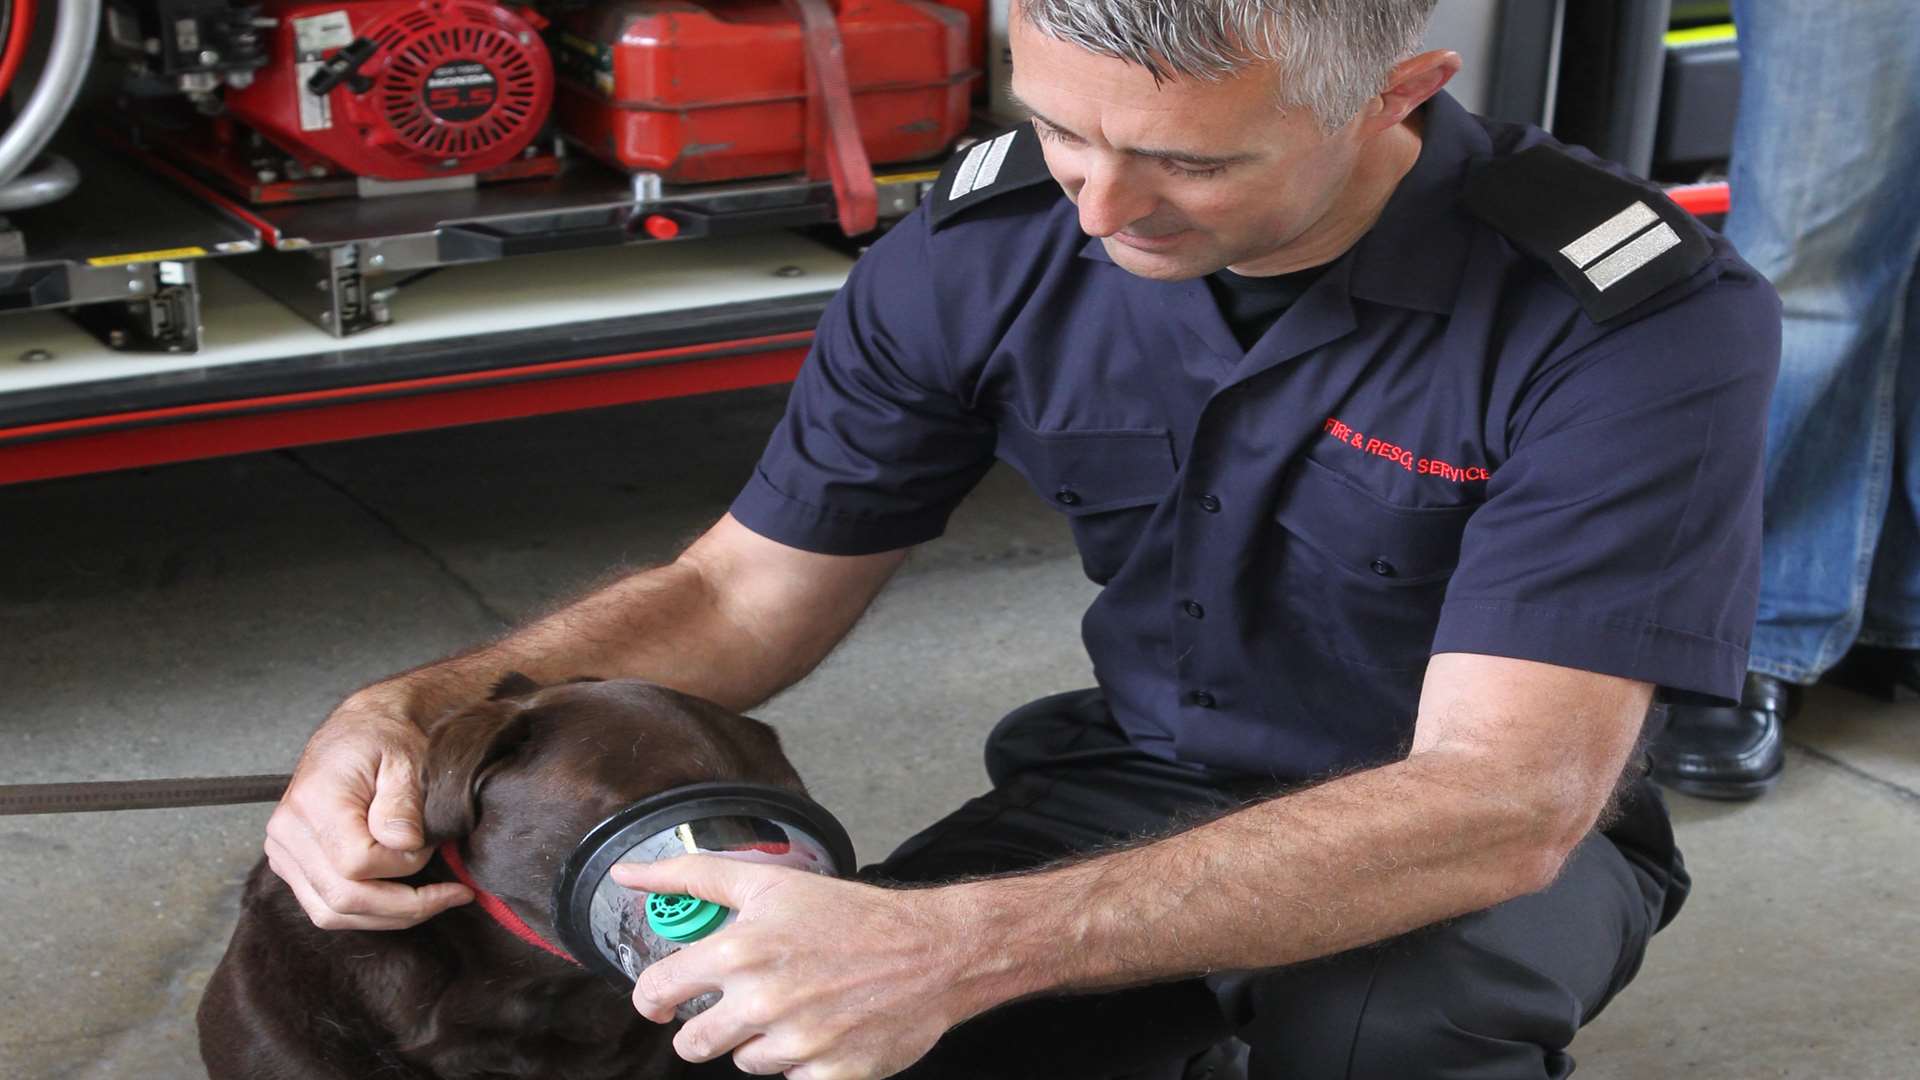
[86,247,209,267]
[1665,24,1736,47]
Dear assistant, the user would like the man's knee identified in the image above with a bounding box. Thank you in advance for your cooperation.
[1223,836,1657,1080]
[899,983,1228,1080]
[1222,932,1577,1080]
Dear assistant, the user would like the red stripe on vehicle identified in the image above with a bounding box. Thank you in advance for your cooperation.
[0,342,809,486]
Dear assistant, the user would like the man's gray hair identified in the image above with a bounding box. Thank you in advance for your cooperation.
[1017,0,1440,132]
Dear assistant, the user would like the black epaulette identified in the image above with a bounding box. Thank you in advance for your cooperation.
[1461,144,1714,323]
[928,123,1055,232]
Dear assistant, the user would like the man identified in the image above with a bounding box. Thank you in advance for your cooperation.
[266,2,1781,1077]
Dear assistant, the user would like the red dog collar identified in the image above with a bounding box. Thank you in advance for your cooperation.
[438,841,580,966]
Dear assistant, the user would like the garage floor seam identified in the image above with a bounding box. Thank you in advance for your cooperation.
[1786,739,1920,808]
[280,451,514,630]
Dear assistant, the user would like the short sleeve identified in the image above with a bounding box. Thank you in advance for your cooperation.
[729,209,999,555]
[1432,267,1782,702]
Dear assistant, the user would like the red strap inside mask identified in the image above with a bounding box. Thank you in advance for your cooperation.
[439,840,580,966]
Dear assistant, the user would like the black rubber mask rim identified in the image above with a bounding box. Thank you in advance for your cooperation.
[552,781,856,986]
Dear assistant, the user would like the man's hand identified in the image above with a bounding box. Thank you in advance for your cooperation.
[615,857,986,1079]
[264,690,473,929]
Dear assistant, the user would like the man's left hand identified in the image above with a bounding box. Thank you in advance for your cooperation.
[612,856,983,1079]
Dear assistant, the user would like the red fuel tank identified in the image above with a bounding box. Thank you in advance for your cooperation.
[550,0,974,183]
[925,0,987,81]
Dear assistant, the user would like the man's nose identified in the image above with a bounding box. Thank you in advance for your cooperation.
[1073,161,1155,238]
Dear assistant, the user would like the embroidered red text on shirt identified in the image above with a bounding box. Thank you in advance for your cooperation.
[1322,417,1492,483]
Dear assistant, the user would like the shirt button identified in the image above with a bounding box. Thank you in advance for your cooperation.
[1183,600,1206,619]
[1370,558,1397,577]
[1190,690,1217,709]
[1055,487,1082,506]
[1198,494,1223,513]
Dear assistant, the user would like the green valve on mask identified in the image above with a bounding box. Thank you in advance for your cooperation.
[646,892,730,943]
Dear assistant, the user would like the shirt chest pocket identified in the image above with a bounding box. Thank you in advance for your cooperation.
[997,423,1177,585]
[1271,457,1478,670]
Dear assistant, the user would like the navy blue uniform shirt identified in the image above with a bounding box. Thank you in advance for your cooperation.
[732,93,1781,782]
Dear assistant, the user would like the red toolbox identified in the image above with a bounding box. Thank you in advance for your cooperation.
[550,0,975,183]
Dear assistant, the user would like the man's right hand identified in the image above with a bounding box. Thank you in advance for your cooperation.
[264,689,473,930]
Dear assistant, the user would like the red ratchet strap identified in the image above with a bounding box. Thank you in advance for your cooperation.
[0,0,39,101]
[787,0,878,236]
[438,841,580,966]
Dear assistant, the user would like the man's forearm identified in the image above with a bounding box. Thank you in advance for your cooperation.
[942,747,1593,1012]
[342,515,906,729]
[365,560,766,725]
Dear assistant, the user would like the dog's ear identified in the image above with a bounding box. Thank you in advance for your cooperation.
[487,672,602,699]
[487,672,542,701]
[423,703,538,843]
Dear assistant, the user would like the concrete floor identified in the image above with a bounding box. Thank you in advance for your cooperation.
[1,387,1914,1078]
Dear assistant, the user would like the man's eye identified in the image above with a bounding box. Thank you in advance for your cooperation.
[1161,160,1228,180]
[1032,123,1225,179]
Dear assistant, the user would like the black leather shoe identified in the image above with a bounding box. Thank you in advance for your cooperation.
[1821,645,1920,702]
[1648,672,1790,800]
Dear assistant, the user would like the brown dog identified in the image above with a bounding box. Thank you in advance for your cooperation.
[197,675,803,1079]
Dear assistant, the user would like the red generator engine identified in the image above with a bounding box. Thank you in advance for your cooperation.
[549,0,974,185]
[222,0,555,183]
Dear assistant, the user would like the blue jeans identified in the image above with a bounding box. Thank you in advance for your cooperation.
[1728,0,1920,681]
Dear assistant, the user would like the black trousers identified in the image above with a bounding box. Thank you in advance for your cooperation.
[869,689,1688,1080]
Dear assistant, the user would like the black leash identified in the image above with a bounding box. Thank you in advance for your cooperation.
[0,775,293,815]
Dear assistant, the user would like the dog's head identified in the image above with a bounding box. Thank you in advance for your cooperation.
[418,673,805,948]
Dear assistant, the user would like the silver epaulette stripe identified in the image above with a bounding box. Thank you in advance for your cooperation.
[1560,201,1659,268]
[973,132,1017,192]
[1558,200,1681,293]
[949,142,991,201]
[1584,222,1683,292]
[948,131,1018,201]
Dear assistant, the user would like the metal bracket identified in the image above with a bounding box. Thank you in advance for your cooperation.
[230,243,396,337]
[0,219,24,262]
[64,260,204,353]
[630,171,664,205]
[874,177,931,221]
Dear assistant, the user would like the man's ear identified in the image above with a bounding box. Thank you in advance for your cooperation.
[422,704,537,843]
[1364,49,1461,134]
